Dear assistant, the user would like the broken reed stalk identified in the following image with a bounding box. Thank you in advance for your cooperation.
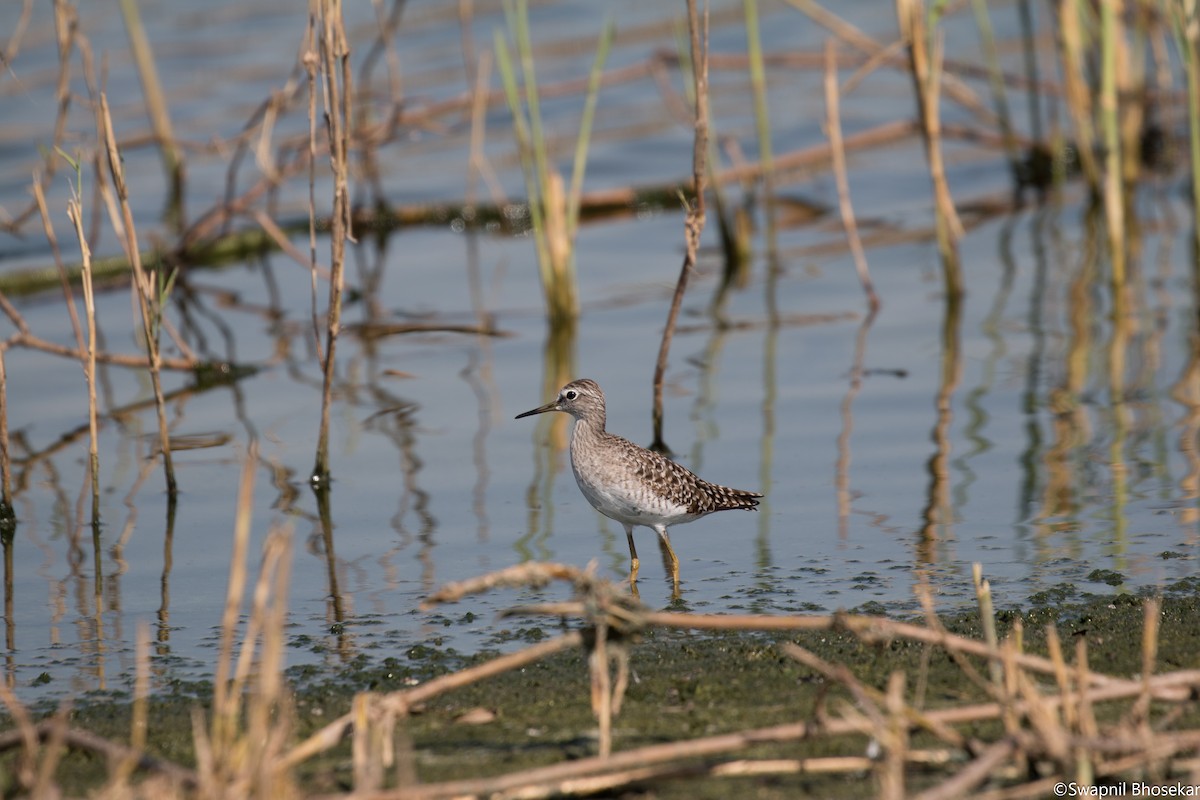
[822,39,878,313]
[972,563,1002,689]
[651,0,709,453]
[311,0,353,484]
[118,0,185,230]
[99,93,177,497]
[895,0,962,289]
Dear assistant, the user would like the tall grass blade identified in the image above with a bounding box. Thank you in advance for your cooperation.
[497,0,582,326]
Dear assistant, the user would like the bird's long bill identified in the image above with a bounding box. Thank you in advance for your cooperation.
[514,400,558,419]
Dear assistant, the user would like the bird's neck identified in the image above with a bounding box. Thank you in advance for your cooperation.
[571,414,606,442]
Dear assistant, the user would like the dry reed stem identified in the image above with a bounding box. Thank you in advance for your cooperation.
[198,438,296,798]
[99,92,177,495]
[0,348,10,512]
[32,178,86,355]
[311,0,353,483]
[304,11,322,365]
[822,39,878,313]
[651,0,709,452]
[508,598,1199,704]
[211,440,258,755]
[5,557,1198,799]
[65,181,101,525]
[784,0,995,125]
[345,666,1200,800]
[895,0,962,279]
[782,641,965,749]
[0,327,197,371]
[1135,597,1161,724]
[376,566,1200,797]
[1,0,33,70]
[252,210,331,280]
[914,739,1016,800]
[973,563,1002,689]
[0,707,201,791]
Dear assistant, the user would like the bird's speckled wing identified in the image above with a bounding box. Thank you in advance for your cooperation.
[607,433,762,516]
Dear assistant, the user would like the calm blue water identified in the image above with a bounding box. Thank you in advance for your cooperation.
[0,0,1196,701]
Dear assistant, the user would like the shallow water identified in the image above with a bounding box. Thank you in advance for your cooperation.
[0,1,1196,701]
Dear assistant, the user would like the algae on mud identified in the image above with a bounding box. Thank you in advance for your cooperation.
[3,588,1200,799]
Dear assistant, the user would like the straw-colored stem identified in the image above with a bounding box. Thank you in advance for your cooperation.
[896,0,962,285]
[0,348,10,517]
[66,195,100,525]
[312,0,353,483]
[287,631,584,769]
[1135,597,1160,723]
[1074,637,1097,784]
[972,563,1002,688]
[211,441,257,758]
[99,93,176,496]
[823,40,878,312]
[651,0,709,453]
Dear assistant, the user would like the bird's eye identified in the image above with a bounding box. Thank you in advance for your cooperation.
[564,390,577,400]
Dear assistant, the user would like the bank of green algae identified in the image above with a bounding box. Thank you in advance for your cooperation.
[5,586,1200,798]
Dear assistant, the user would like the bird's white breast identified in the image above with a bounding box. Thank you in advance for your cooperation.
[569,429,696,528]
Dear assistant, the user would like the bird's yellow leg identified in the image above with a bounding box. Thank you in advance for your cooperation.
[625,525,640,585]
[656,527,680,596]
